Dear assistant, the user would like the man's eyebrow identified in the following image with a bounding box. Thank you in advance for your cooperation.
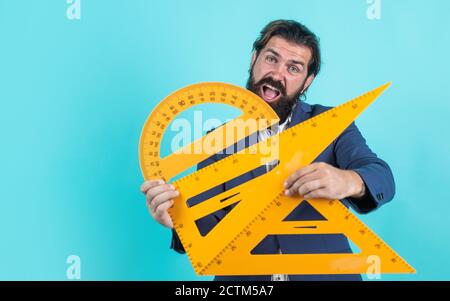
[265,48,280,57]
[265,48,305,67]
[289,59,305,67]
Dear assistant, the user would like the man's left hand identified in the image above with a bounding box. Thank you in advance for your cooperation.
[284,162,366,200]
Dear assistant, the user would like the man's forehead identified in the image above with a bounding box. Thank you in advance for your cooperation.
[263,36,312,62]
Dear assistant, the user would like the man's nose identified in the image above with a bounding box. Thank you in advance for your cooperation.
[270,65,285,82]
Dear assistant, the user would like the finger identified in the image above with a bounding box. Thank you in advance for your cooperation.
[304,188,330,200]
[140,179,165,193]
[284,163,320,189]
[297,179,324,197]
[151,190,179,212]
[150,190,179,213]
[146,184,174,203]
[154,199,175,219]
[285,172,321,196]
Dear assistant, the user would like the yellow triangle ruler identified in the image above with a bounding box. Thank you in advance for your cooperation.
[139,82,415,275]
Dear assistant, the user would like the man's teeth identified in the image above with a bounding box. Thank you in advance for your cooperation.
[265,85,279,92]
[262,85,280,100]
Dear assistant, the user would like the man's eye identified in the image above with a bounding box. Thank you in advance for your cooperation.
[266,56,276,63]
[289,65,300,73]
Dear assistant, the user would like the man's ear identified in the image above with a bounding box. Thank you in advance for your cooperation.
[302,75,315,94]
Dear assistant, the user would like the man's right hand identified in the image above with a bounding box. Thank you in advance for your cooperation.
[140,179,179,229]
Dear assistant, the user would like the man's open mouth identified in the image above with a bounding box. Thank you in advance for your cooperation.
[260,84,281,103]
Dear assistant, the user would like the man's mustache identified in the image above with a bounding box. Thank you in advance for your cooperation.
[254,77,286,96]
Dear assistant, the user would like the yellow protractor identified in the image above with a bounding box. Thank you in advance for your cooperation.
[138,82,415,276]
[139,82,279,182]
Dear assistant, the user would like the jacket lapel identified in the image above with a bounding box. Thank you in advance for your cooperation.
[288,101,312,129]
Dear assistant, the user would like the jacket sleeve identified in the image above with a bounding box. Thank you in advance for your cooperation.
[170,154,225,254]
[333,122,396,214]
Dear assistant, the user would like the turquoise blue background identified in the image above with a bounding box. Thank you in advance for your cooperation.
[0,0,449,280]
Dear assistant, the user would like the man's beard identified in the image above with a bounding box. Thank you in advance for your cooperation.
[246,69,305,124]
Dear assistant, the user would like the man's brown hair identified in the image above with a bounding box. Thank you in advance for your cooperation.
[253,20,321,78]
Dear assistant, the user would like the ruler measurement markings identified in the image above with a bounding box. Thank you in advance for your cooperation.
[139,82,414,275]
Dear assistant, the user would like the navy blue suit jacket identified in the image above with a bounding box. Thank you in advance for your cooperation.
[170,101,395,281]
